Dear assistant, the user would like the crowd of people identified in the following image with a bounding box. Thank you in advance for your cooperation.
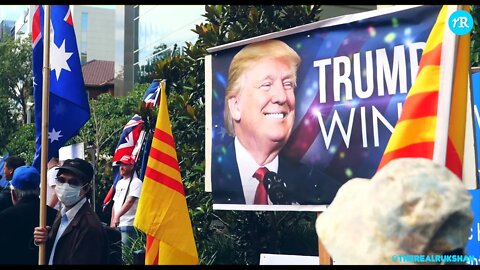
[0,154,143,265]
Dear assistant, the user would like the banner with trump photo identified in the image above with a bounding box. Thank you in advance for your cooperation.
[205,5,443,211]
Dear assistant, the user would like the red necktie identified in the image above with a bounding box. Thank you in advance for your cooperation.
[253,167,269,204]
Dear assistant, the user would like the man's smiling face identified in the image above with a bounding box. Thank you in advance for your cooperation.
[228,56,296,148]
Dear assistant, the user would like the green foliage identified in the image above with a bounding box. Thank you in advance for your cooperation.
[121,230,146,265]
[0,36,33,152]
[472,5,480,67]
[138,44,183,84]
[195,5,322,46]
[4,123,36,164]
[0,35,33,125]
[0,98,19,154]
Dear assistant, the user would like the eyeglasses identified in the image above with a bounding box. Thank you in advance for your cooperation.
[56,176,83,187]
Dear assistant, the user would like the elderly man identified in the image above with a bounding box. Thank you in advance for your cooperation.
[212,39,341,206]
[0,166,57,264]
[33,158,107,264]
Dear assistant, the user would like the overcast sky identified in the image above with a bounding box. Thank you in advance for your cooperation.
[0,5,28,22]
[0,5,116,22]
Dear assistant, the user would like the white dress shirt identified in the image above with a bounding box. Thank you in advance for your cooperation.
[234,137,278,205]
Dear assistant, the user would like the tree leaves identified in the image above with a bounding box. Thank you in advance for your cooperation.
[472,5,480,67]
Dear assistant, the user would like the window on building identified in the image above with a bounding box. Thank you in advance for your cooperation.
[81,12,88,64]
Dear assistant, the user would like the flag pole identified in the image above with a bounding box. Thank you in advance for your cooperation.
[317,212,332,265]
[38,4,51,265]
[432,5,460,165]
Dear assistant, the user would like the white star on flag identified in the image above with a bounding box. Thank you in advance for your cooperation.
[50,39,73,80]
[48,128,63,143]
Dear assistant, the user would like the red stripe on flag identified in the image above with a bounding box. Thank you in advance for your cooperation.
[102,186,114,205]
[378,141,434,170]
[146,235,158,265]
[145,166,185,196]
[148,147,180,172]
[398,91,438,123]
[446,137,462,179]
[32,6,42,46]
[154,128,175,148]
[417,42,442,74]
[64,8,73,26]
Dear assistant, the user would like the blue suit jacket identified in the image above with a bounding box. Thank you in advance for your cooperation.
[211,142,342,205]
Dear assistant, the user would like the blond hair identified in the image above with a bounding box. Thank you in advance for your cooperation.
[223,39,301,136]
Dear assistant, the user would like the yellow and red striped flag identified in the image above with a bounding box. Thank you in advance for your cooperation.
[133,81,198,264]
[378,5,471,179]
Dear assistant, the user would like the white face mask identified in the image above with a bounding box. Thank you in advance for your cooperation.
[55,182,87,207]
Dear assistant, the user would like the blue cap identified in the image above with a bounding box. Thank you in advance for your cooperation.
[11,166,40,190]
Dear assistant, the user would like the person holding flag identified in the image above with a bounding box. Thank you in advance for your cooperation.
[32,5,91,264]
[110,154,143,262]
[33,158,108,264]
[102,114,144,212]
[102,79,162,212]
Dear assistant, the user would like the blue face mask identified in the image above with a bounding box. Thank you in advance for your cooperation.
[55,182,88,206]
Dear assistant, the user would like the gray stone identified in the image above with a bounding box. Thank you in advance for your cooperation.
[316,158,473,265]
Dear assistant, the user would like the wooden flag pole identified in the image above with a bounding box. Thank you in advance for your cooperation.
[432,5,460,166]
[38,5,51,265]
[317,212,332,265]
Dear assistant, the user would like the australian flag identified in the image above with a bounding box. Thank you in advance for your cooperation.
[142,80,161,108]
[103,114,144,210]
[32,5,90,170]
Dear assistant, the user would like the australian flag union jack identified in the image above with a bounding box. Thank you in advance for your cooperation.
[32,5,90,170]
[103,79,162,210]
[103,114,144,209]
[112,114,144,162]
[142,80,161,108]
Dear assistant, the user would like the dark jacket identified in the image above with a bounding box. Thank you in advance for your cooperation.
[212,141,342,205]
[47,201,107,264]
[0,194,57,264]
[0,187,13,213]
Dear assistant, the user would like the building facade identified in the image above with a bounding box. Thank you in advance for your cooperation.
[7,5,116,104]
[0,19,15,41]
[115,5,204,96]
[12,5,115,65]
[114,5,377,96]
[70,5,115,64]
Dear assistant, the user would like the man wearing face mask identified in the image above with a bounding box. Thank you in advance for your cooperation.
[33,158,108,264]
